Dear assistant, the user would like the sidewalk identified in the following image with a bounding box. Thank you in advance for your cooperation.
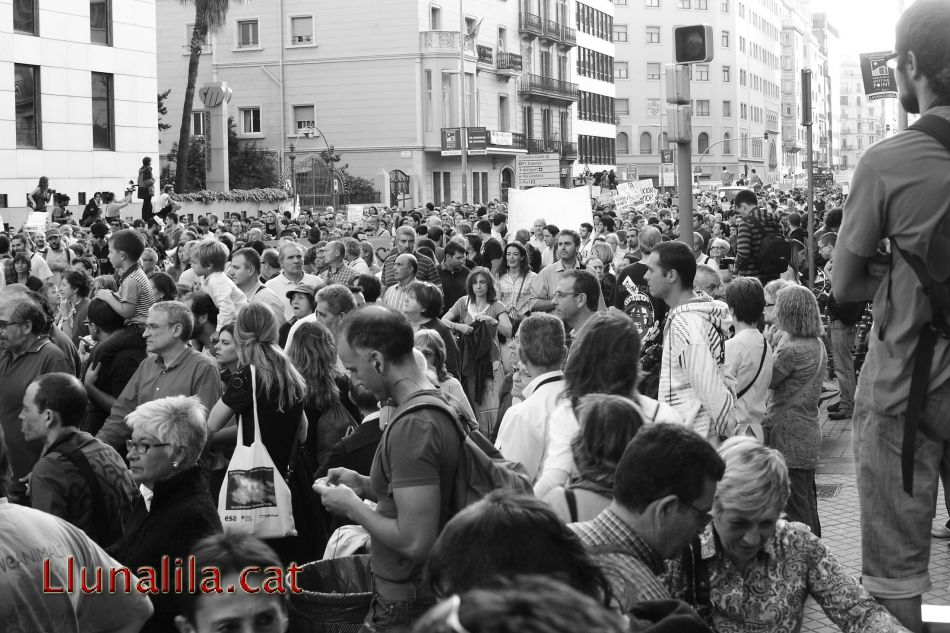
[801,394,950,632]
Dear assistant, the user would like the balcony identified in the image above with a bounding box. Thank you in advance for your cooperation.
[518,73,579,104]
[542,18,560,41]
[497,51,523,77]
[477,44,493,67]
[559,25,577,47]
[561,141,577,159]
[519,12,544,38]
[486,131,528,153]
[420,30,475,55]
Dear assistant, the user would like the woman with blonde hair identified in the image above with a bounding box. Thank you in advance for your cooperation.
[207,303,316,564]
[764,284,826,535]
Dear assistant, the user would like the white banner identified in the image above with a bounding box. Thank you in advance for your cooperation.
[508,187,594,233]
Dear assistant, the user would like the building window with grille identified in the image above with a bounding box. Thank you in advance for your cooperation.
[615,62,629,79]
[472,172,489,204]
[721,30,729,47]
[612,25,627,42]
[239,107,262,134]
[647,62,661,80]
[646,26,660,43]
[723,100,731,117]
[91,72,114,150]
[433,171,451,205]
[90,0,112,45]
[695,100,710,116]
[293,105,315,131]
[698,132,709,154]
[639,131,652,154]
[15,64,41,148]
[237,19,259,48]
[290,16,314,45]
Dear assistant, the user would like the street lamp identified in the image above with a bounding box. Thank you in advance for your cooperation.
[288,142,297,205]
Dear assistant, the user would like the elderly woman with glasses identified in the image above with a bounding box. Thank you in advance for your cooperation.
[666,437,908,633]
[108,395,221,633]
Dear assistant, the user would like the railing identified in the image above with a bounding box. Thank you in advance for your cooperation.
[561,141,577,158]
[518,73,579,102]
[543,18,561,39]
[519,12,544,37]
[497,51,523,72]
[487,131,527,150]
[420,30,475,54]
[477,44,493,65]
[510,132,527,149]
[559,25,577,45]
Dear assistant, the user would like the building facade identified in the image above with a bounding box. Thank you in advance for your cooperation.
[574,0,617,178]
[2,0,159,213]
[157,0,593,209]
[612,0,782,188]
[811,13,840,168]
[838,61,885,169]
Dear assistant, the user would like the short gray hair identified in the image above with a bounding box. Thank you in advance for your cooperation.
[638,226,662,254]
[125,395,208,467]
[714,436,790,518]
[517,313,566,368]
[150,301,194,341]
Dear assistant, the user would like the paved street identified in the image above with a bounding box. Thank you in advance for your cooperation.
[801,389,950,632]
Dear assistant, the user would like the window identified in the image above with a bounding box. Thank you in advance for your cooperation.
[639,131,652,154]
[472,172,489,205]
[646,0,659,6]
[677,0,690,8]
[240,107,261,134]
[192,111,206,137]
[498,26,507,52]
[739,69,747,86]
[290,16,313,45]
[293,105,314,131]
[721,30,729,47]
[616,98,630,115]
[722,66,730,82]
[646,26,660,43]
[499,94,510,132]
[612,25,627,42]
[442,73,455,127]
[615,0,629,4]
[433,171,451,205]
[185,23,211,53]
[739,35,745,52]
[722,100,731,117]
[695,99,710,116]
[424,70,433,131]
[698,132,709,154]
[617,132,630,154]
[723,132,732,154]
[15,64,41,148]
[695,64,709,81]
[91,72,114,150]
[237,19,259,48]
[14,0,38,35]
[614,62,629,79]
[90,0,112,45]
[647,62,661,80]
[840,95,848,106]
[697,0,708,8]
[721,0,729,10]
[741,103,747,119]
[430,5,442,30]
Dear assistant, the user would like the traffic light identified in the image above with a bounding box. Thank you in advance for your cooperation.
[674,25,714,64]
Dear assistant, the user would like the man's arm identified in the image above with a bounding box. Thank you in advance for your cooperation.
[832,245,886,302]
[529,271,555,312]
[95,366,143,452]
[192,361,225,412]
[345,484,442,562]
[734,220,752,270]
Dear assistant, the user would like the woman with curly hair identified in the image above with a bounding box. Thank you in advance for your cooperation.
[543,395,644,523]
[764,284,826,536]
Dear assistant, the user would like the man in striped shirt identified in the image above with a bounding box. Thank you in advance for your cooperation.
[733,189,784,284]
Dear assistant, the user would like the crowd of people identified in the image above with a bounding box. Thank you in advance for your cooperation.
[2,3,950,631]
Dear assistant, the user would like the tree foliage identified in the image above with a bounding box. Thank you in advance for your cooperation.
[157,89,172,132]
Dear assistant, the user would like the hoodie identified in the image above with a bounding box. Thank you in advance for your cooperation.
[660,298,737,441]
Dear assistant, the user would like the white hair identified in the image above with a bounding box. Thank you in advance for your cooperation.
[714,437,790,517]
[125,395,208,467]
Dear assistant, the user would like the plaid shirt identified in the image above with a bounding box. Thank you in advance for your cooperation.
[320,262,358,286]
[570,507,671,614]
[734,207,782,278]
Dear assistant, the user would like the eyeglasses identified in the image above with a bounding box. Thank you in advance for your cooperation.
[681,499,713,525]
[552,291,579,300]
[126,439,171,455]
[418,595,471,633]
[0,320,25,330]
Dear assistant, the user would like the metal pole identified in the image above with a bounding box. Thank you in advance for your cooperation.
[459,0,468,204]
[806,124,815,290]
[676,139,693,245]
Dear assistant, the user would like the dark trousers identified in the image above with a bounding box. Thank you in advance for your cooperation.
[786,467,821,537]
[140,195,153,222]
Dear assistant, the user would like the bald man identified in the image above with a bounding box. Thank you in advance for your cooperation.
[382,253,418,311]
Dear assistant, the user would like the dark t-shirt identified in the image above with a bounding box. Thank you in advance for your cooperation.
[369,406,459,584]
[222,366,303,474]
[611,262,668,327]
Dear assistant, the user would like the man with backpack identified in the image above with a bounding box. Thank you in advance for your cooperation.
[833,2,950,629]
[733,189,789,284]
[319,306,461,631]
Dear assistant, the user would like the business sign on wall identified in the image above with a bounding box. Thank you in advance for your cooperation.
[516,153,560,188]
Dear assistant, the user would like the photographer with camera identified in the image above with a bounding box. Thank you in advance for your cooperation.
[103,189,133,222]
[28,176,52,212]
[137,157,155,222]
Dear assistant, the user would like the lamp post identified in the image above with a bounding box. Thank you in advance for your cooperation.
[288,142,297,205]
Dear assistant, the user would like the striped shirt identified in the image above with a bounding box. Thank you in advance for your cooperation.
[381,251,442,289]
[570,507,671,614]
[116,264,156,325]
[734,207,783,279]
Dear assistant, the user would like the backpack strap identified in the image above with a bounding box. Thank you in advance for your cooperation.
[564,488,579,523]
[47,434,110,543]
[893,113,950,495]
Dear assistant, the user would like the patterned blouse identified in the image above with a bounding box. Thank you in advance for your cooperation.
[766,336,826,469]
[665,521,908,633]
[497,270,536,316]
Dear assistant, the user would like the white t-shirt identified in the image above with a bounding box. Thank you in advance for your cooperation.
[725,328,774,439]
[0,499,152,632]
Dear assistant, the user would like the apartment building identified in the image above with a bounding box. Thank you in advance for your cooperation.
[838,61,886,169]
[811,13,840,168]
[612,0,783,187]
[2,0,158,211]
[574,0,617,177]
[157,0,588,208]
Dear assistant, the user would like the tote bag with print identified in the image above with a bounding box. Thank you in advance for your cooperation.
[217,364,297,538]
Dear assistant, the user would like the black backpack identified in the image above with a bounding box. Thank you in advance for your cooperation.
[748,213,792,276]
[893,113,950,495]
[385,390,532,521]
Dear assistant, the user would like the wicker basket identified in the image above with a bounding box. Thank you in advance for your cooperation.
[288,555,374,633]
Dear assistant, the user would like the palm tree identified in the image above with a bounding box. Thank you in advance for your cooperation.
[175,0,234,193]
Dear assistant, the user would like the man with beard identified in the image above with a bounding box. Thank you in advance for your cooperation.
[833,2,950,629]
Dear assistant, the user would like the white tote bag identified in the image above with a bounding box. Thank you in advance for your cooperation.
[217,364,297,538]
